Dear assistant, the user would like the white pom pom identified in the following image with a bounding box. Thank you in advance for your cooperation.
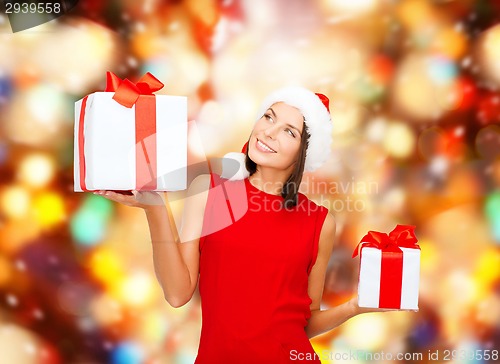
[221,152,250,181]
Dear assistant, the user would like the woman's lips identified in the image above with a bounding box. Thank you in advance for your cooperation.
[256,138,277,153]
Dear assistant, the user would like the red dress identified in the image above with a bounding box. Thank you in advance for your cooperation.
[195,173,328,364]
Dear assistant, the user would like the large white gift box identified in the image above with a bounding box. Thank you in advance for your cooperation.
[74,72,187,192]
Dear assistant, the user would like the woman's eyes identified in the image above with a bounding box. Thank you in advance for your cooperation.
[264,114,296,138]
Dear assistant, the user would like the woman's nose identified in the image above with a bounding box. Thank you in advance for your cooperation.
[264,123,279,138]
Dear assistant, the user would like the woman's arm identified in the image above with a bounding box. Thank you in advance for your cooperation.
[304,211,339,338]
[305,212,392,339]
[305,301,358,339]
[95,173,211,308]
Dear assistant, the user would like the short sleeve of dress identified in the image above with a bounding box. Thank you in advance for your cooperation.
[307,205,329,275]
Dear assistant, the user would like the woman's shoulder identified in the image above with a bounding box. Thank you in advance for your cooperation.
[190,172,225,189]
[192,173,247,198]
[297,192,329,214]
[189,173,213,191]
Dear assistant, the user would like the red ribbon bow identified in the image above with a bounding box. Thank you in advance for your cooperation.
[105,71,164,108]
[352,224,419,258]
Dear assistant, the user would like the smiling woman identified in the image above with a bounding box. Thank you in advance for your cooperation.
[231,87,332,209]
[95,86,389,364]
[246,101,310,208]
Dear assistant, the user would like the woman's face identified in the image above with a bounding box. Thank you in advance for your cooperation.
[248,102,304,174]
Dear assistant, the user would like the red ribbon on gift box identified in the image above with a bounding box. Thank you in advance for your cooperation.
[78,72,164,191]
[352,225,420,309]
[105,71,164,108]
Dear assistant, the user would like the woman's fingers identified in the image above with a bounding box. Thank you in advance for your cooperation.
[92,190,165,208]
[93,190,136,205]
[132,190,165,206]
[348,295,411,314]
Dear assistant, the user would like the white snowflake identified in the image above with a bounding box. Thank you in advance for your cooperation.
[6,293,18,307]
[461,56,472,68]
[169,21,180,31]
[143,0,154,14]
[135,21,146,33]
[103,341,114,350]
[48,255,59,265]
[78,317,96,332]
[454,126,465,137]
[24,342,37,355]
[33,308,45,320]
[454,22,464,33]
[15,260,26,271]
[127,56,138,68]
[429,155,449,177]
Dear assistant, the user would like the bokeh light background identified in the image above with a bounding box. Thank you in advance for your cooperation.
[1,0,500,363]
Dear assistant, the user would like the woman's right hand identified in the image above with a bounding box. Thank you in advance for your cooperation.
[93,190,166,210]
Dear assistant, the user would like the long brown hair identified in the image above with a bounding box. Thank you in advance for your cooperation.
[245,120,310,209]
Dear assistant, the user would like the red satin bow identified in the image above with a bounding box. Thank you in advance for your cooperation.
[105,71,164,108]
[352,224,419,258]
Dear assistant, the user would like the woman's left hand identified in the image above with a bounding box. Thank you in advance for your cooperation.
[347,296,417,315]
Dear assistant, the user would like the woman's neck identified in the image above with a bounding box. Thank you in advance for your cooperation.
[249,168,290,195]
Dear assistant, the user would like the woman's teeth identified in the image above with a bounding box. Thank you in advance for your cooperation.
[258,140,276,153]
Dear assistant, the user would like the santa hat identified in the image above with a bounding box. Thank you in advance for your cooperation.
[221,86,333,181]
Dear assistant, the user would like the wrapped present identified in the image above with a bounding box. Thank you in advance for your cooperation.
[352,225,420,310]
[74,72,187,192]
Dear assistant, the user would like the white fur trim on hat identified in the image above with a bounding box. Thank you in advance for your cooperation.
[221,152,250,181]
[257,86,333,172]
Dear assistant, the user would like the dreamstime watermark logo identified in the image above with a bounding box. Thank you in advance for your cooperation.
[0,0,78,33]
